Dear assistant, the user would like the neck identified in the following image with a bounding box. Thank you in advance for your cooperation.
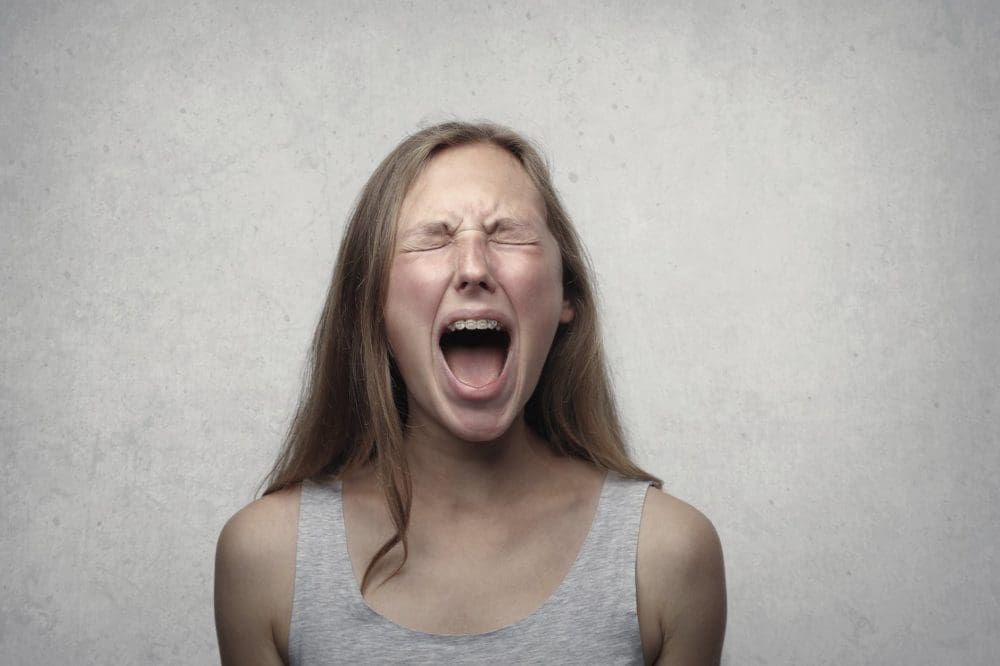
[402,416,559,512]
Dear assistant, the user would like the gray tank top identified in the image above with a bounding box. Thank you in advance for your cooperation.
[289,471,653,665]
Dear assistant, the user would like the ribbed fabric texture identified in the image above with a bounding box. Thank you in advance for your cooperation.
[289,471,653,665]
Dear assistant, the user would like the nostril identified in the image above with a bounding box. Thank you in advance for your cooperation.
[458,278,493,291]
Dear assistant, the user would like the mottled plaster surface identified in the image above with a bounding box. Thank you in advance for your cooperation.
[2,1,998,664]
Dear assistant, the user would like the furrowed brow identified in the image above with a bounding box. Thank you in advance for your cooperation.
[400,220,453,240]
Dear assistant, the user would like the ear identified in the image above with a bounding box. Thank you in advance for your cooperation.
[559,298,575,324]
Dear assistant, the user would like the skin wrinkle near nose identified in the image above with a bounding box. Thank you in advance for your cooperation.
[454,227,488,237]
[453,216,500,238]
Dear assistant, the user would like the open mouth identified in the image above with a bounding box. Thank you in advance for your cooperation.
[439,319,511,389]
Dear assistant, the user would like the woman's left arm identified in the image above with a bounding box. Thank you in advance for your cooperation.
[637,488,727,666]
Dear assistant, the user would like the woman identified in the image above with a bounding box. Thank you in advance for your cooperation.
[215,122,726,664]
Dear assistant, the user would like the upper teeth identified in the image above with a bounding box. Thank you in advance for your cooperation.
[447,319,503,332]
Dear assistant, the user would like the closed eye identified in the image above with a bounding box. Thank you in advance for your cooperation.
[399,222,453,252]
[490,219,539,245]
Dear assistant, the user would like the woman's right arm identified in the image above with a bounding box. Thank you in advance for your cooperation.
[214,487,299,666]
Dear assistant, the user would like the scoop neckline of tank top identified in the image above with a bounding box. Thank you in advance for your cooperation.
[334,470,615,639]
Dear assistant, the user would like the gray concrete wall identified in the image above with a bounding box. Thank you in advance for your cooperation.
[2,1,997,663]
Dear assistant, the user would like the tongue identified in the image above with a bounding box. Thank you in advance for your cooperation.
[443,346,505,388]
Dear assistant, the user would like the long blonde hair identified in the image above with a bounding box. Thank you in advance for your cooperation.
[263,121,660,592]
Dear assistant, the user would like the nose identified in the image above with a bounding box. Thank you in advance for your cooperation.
[453,229,496,293]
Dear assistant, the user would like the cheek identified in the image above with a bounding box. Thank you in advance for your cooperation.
[386,258,441,316]
[384,257,450,363]
[385,268,419,352]
[499,255,565,314]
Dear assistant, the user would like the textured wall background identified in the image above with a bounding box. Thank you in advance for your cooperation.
[2,1,998,664]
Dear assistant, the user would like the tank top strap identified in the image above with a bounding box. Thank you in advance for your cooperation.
[289,478,365,662]
[548,471,654,618]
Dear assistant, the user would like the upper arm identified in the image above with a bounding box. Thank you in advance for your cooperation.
[214,487,299,666]
[637,488,727,666]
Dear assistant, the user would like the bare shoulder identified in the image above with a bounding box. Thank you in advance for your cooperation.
[215,486,300,666]
[638,488,724,581]
[636,487,727,666]
[217,486,301,559]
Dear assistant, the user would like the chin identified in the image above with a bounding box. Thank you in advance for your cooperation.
[441,409,518,443]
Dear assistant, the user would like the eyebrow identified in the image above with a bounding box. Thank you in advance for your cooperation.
[399,220,453,239]
[491,216,531,229]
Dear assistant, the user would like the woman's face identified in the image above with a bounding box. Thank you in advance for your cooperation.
[384,142,573,443]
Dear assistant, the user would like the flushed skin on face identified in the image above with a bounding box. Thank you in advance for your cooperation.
[385,142,574,443]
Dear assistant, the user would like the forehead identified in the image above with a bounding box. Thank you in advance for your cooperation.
[398,142,544,227]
